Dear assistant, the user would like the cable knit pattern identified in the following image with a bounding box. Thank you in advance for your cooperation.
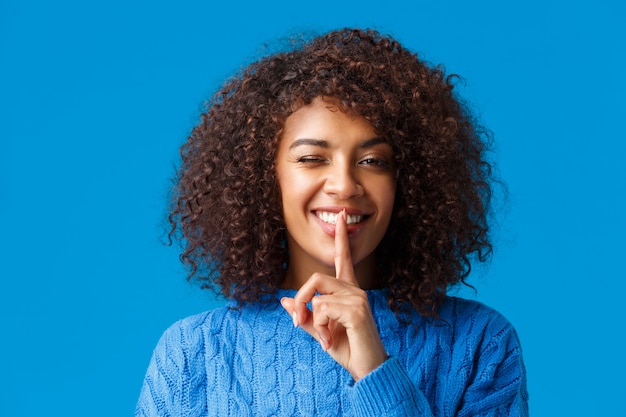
[136,290,528,416]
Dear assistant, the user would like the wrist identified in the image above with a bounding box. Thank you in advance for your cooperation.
[352,349,389,381]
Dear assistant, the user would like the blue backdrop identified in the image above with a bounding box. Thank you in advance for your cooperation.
[1,0,624,415]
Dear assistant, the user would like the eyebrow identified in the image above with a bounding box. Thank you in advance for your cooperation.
[288,137,388,150]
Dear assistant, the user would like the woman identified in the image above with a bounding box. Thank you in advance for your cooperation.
[136,28,529,416]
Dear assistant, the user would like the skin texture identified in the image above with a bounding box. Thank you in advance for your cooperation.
[276,97,396,290]
[276,97,395,380]
[280,211,388,381]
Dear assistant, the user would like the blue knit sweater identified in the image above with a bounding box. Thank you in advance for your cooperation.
[136,289,528,416]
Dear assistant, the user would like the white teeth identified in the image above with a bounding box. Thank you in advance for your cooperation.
[346,214,362,225]
[316,211,363,225]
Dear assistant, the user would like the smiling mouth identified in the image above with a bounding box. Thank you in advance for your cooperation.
[315,211,365,225]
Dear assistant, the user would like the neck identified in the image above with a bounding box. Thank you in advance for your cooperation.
[280,253,379,290]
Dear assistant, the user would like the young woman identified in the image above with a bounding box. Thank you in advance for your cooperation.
[136,28,528,416]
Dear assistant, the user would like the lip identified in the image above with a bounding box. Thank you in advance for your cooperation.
[312,206,370,216]
[311,206,371,238]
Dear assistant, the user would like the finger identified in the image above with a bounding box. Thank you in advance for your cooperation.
[310,295,340,351]
[335,210,358,285]
[303,295,347,352]
[291,273,343,327]
[289,271,355,335]
[281,296,326,347]
[310,294,368,351]
[280,297,300,327]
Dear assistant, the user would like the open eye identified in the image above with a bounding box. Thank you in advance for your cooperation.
[359,157,391,170]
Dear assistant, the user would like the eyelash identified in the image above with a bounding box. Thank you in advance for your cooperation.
[296,156,390,169]
[297,156,327,163]
[359,158,390,169]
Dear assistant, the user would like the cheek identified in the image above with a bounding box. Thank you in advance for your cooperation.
[376,178,397,213]
[279,170,316,202]
[278,174,311,221]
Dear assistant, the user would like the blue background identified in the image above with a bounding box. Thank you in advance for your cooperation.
[1,0,624,415]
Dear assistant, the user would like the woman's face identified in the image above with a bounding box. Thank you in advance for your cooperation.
[275,97,396,285]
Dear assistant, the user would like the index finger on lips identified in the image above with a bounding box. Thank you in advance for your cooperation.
[335,210,358,285]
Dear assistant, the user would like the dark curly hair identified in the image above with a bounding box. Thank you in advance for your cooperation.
[170,28,496,317]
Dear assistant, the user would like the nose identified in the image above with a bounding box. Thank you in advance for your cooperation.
[323,162,364,199]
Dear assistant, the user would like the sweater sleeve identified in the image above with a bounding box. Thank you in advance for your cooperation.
[349,356,434,417]
[135,320,190,417]
[456,324,529,417]
[348,315,528,417]
[136,313,211,417]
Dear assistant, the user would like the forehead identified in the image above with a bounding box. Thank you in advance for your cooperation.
[281,97,377,143]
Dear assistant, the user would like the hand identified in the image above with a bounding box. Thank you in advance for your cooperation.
[280,210,388,381]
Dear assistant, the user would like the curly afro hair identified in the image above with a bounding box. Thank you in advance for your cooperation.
[170,28,496,317]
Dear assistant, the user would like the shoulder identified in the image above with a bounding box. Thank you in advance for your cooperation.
[439,296,517,332]
[152,301,277,356]
[437,296,525,362]
[136,310,225,413]
[435,298,529,410]
[151,307,236,359]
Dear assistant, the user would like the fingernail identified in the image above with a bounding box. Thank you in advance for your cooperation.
[319,335,329,352]
[280,297,287,308]
[292,311,298,328]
